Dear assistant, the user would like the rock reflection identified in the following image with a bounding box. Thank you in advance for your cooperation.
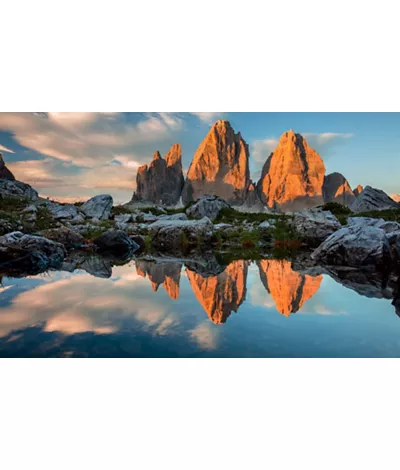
[257,259,322,316]
[186,260,248,324]
[135,260,182,300]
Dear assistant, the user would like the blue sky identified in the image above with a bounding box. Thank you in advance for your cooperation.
[0,112,399,203]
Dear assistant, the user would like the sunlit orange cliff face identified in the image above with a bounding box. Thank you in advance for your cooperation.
[186,260,248,324]
[257,260,322,316]
[135,261,182,300]
[257,130,325,211]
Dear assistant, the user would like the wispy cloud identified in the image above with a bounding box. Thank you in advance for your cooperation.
[0,143,15,153]
[190,112,224,124]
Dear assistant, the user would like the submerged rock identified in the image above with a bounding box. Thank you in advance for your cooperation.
[81,194,113,220]
[186,195,231,221]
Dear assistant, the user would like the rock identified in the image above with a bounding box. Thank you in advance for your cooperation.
[158,213,188,221]
[46,201,79,219]
[257,130,325,212]
[350,186,400,213]
[0,231,66,270]
[182,120,250,204]
[353,185,364,197]
[69,213,86,225]
[311,225,393,269]
[61,252,114,278]
[240,182,265,211]
[323,172,356,207]
[0,219,15,236]
[258,220,272,232]
[186,260,248,324]
[214,223,233,231]
[347,217,385,227]
[387,230,400,246]
[134,143,184,205]
[22,204,38,213]
[81,194,113,220]
[0,247,49,276]
[147,216,214,254]
[0,179,38,200]
[39,226,85,249]
[186,195,231,221]
[130,235,146,253]
[0,152,15,180]
[114,214,131,224]
[289,208,341,244]
[93,229,139,255]
[391,194,400,203]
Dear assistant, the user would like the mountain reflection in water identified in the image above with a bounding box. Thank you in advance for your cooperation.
[0,257,400,357]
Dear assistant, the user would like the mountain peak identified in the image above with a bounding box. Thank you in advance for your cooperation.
[0,152,15,181]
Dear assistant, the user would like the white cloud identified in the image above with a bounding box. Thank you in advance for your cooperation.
[0,112,183,167]
[190,112,224,123]
[0,143,15,153]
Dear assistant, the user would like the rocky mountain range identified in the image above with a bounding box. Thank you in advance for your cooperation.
[131,121,392,212]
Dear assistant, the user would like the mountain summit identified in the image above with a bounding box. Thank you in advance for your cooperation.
[182,120,250,204]
[0,152,15,180]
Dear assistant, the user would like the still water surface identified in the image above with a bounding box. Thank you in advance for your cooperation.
[0,258,399,357]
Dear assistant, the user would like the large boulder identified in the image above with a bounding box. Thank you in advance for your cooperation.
[147,217,214,253]
[289,208,341,244]
[0,152,15,180]
[186,195,231,221]
[350,186,400,213]
[0,231,66,273]
[134,144,184,205]
[0,179,38,200]
[311,225,393,269]
[347,217,400,234]
[93,229,139,255]
[38,226,85,249]
[182,120,250,205]
[45,201,79,220]
[81,194,113,220]
[257,130,325,212]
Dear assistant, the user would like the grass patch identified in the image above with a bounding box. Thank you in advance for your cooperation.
[320,202,352,225]
[0,195,30,212]
[214,207,279,225]
[34,206,57,231]
[112,205,132,216]
[353,208,400,222]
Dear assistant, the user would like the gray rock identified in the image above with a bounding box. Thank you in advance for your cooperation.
[114,214,132,224]
[81,194,113,220]
[147,217,214,253]
[0,231,66,269]
[93,229,139,255]
[22,204,38,213]
[0,179,38,200]
[312,225,393,269]
[214,223,233,231]
[377,221,400,233]
[141,212,158,223]
[258,221,272,231]
[38,226,85,249]
[290,209,341,244]
[387,230,400,246]
[69,213,86,225]
[46,201,79,219]
[0,219,15,236]
[186,195,231,221]
[350,186,400,213]
[347,217,385,227]
[158,213,188,221]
